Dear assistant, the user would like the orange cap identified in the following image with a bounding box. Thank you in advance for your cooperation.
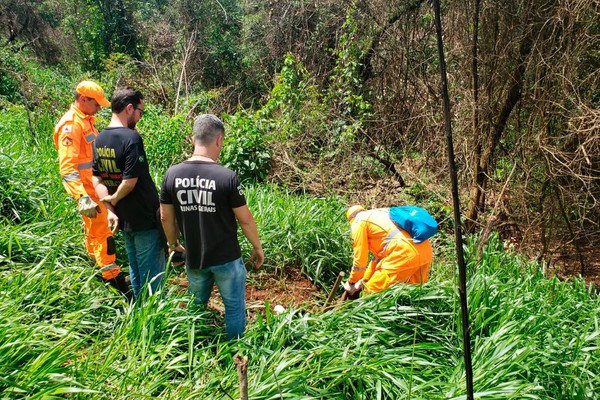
[76,81,110,107]
[346,205,365,222]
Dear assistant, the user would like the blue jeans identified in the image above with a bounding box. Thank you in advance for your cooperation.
[123,229,166,299]
[187,258,247,340]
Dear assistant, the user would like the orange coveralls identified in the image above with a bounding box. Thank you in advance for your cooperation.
[54,105,120,279]
[349,208,432,293]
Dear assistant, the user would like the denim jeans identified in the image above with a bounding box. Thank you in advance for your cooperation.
[187,257,247,340]
[123,229,166,299]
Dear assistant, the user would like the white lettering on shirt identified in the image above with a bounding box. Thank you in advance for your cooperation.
[174,177,217,212]
[175,177,217,190]
[176,189,215,206]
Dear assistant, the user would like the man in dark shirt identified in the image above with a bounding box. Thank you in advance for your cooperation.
[92,87,165,300]
[160,114,264,340]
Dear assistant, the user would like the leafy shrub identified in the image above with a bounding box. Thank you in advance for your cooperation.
[221,113,271,183]
[325,9,373,142]
[136,104,191,176]
[62,1,142,71]
[138,100,271,183]
[255,53,325,144]
[0,50,22,104]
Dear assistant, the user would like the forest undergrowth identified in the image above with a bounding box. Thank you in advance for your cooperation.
[0,96,599,399]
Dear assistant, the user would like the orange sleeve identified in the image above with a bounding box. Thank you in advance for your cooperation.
[56,121,87,199]
[363,257,380,282]
[349,221,370,283]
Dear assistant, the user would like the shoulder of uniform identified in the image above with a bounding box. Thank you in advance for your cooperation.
[55,109,75,127]
[56,109,86,133]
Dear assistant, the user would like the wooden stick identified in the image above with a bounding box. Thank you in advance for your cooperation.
[234,354,248,400]
[324,271,345,310]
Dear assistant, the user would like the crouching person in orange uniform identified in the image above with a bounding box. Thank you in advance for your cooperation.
[344,205,433,297]
[54,81,132,301]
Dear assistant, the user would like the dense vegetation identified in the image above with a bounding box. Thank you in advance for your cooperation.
[1,81,599,399]
[1,0,598,262]
[0,0,599,398]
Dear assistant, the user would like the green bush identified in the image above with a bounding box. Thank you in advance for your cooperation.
[221,113,271,183]
[0,50,22,104]
[325,8,372,143]
[136,104,191,176]
[255,53,325,144]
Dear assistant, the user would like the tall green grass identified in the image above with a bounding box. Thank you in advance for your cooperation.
[243,185,351,287]
[1,101,598,399]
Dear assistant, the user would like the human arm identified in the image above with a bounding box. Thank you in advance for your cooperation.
[55,120,88,200]
[100,135,144,206]
[348,221,370,283]
[363,257,380,282]
[92,175,119,233]
[100,177,138,206]
[55,120,100,217]
[233,205,264,269]
[160,203,185,253]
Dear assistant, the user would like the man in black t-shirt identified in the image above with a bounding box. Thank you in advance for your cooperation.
[92,87,165,300]
[160,114,264,340]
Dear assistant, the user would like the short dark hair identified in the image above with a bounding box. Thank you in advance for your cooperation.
[193,114,225,146]
[111,86,144,114]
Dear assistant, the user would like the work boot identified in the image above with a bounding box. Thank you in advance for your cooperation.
[105,272,133,302]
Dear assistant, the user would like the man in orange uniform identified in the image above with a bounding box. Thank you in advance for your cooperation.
[54,80,131,300]
[344,205,433,296]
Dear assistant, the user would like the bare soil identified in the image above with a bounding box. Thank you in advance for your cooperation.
[170,265,326,317]
[167,234,599,322]
[540,242,600,289]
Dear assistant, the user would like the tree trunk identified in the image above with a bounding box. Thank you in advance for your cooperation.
[465,0,481,233]
[465,3,535,231]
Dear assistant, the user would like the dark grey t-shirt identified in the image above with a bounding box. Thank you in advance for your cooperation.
[93,126,159,232]
[159,160,246,269]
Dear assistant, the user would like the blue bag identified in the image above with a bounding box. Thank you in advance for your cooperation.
[389,206,438,243]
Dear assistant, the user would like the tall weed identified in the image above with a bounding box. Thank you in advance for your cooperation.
[1,81,598,399]
[243,185,351,287]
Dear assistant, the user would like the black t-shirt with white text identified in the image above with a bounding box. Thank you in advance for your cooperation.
[159,161,246,269]
[92,126,159,232]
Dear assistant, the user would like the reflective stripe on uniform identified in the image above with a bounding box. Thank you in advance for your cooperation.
[352,265,366,272]
[78,161,93,170]
[62,172,80,182]
[383,227,417,254]
[84,132,96,142]
[99,263,118,272]
[383,227,401,248]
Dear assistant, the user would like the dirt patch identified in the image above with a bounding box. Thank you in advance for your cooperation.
[169,265,326,316]
[505,229,600,290]
[246,267,323,311]
[545,242,600,289]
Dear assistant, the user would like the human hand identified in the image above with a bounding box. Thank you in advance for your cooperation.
[78,195,101,218]
[107,209,119,233]
[170,250,186,266]
[343,280,356,294]
[100,194,118,206]
[168,242,186,254]
[249,247,264,269]
[168,241,186,266]
[343,280,363,295]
